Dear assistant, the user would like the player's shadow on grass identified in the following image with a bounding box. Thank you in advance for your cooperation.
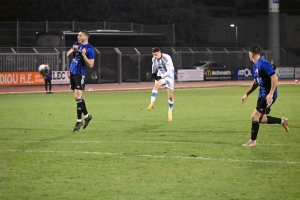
[0,127,44,131]
[130,122,169,132]
[146,130,241,133]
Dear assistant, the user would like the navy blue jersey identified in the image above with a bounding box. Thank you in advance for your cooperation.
[69,42,95,76]
[253,58,277,98]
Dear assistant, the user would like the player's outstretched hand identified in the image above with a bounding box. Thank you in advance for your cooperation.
[241,94,248,105]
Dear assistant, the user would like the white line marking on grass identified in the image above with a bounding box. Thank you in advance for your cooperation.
[2,140,300,147]
[7,150,300,164]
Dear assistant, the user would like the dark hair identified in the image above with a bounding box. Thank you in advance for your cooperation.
[80,30,90,38]
[152,47,161,53]
[249,44,261,55]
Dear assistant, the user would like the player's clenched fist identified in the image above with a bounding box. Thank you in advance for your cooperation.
[82,48,86,55]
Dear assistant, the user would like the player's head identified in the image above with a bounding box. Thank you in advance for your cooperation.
[152,47,162,60]
[77,30,90,44]
[249,44,261,63]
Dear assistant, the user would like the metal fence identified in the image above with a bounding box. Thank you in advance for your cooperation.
[1,16,300,48]
[0,21,175,47]
[0,47,299,84]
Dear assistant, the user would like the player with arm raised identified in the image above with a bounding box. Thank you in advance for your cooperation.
[147,47,175,122]
[67,30,94,132]
[241,44,289,147]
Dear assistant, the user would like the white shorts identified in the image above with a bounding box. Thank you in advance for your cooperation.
[159,77,174,90]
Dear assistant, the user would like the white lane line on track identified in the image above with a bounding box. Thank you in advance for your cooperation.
[7,149,300,164]
[1,140,300,147]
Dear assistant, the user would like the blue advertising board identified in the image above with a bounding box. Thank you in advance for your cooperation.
[234,68,253,80]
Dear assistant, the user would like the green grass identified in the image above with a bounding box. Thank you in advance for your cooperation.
[0,85,300,200]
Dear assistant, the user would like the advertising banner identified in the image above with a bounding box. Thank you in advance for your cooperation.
[269,0,279,12]
[204,69,232,80]
[234,68,253,80]
[51,71,70,85]
[276,67,294,79]
[177,69,204,81]
[295,68,300,79]
[0,72,44,86]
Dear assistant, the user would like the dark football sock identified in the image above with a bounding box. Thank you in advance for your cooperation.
[45,82,48,91]
[76,99,83,120]
[266,116,281,124]
[81,98,88,116]
[251,120,259,140]
[49,82,52,91]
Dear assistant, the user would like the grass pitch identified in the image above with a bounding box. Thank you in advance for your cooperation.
[0,85,300,200]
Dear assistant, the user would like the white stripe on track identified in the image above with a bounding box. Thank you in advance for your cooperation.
[7,149,300,164]
[1,140,300,147]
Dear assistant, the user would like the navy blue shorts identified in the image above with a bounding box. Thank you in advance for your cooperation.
[256,97,276,114]
[70,73,85,91]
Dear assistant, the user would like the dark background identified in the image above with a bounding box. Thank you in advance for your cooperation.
[0,0,299,47]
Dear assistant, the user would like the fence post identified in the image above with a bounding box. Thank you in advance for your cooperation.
[46,21,49,32]
[134,48,141,82]
[207,48,212,62]
[72,21,75,31]
[173,23,176,46]
[94,48,101,84]
[114,48,122,84]
[16,21,19,47]
[189,48,194,67]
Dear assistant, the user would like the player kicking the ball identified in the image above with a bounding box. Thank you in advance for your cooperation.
[241,44,289,147]
[147,47,175,122]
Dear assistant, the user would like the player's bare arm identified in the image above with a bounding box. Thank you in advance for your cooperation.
[241,79,258,104]
[266,74,278,103]
[81,48,94,68]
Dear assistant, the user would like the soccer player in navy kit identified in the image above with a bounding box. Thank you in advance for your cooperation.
[67,30,94,132]
[241,44,289,147]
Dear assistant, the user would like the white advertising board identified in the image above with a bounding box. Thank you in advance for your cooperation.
[276,67,294,79]
[295,68,300,79]
[177,69,204,81]
[51,71,70,84]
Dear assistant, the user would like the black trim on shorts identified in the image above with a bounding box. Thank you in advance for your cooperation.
[256,97,276,115]
[70,73,85,91]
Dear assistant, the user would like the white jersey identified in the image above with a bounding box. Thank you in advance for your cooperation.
[152,53,174,79]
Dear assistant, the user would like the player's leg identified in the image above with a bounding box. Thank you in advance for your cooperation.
[148,80,163,110]
[45,80,48,93]
[73,88,83,132]
[259,99,289,132]
[242,98,264,147]
[49,80,52,93]
[167,88,174,122]
[72,75,87,132]
[166,77,175,121]
[80,77,92,129]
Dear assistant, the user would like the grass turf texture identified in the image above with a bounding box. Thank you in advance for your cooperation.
[0,85,299,200]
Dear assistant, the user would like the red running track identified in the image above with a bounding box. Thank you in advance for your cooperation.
[0,80,296,94]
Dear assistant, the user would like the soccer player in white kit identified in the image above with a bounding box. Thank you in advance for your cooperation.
[147,47,175,122]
